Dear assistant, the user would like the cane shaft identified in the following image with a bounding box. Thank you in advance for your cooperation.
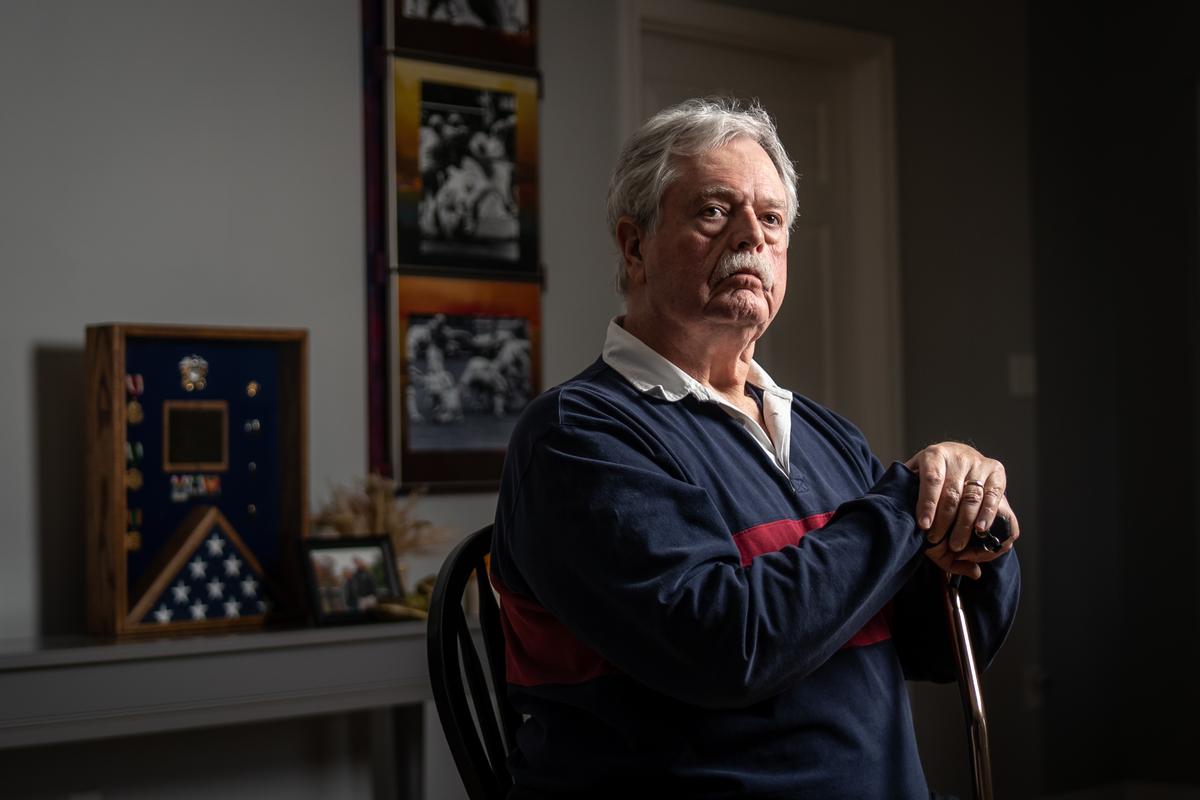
[944,578,993,800]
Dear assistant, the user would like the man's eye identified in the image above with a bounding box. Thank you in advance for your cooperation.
[762,213,782,226]
[700,206,725,218]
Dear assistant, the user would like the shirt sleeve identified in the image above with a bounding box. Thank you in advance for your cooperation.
[890,548,1021,682]
[806,398,1023,682]
[495,406,932,709]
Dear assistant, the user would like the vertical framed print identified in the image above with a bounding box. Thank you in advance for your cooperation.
[394,0,538,69]
[392,57,540,278]
[395,274,540,490]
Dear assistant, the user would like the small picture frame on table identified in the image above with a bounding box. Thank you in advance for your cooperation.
[392,56,540,279]
[394,0,537,70]
[395,274,540,491]
[302,536,402,624]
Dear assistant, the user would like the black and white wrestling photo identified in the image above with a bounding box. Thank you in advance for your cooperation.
[400,0,530,34]
[416,82,519,263]
[404,312,532,452]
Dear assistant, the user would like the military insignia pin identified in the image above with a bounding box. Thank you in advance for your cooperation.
[179,355,209,391]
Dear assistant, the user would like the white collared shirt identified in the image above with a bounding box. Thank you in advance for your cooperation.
[601,318,794,476]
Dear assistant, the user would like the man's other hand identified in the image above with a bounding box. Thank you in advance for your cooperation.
[904,443,1020,576]
[923,495,1020,579]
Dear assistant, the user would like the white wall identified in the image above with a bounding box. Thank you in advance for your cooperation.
[0,0,366,640]
[0,0,426,795]
[0,0,624,796]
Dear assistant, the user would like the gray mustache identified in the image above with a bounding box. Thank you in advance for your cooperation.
[709,251,775,291]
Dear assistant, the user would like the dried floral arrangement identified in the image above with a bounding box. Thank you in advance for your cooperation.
[311,474,447,619]
[311,474,446,553]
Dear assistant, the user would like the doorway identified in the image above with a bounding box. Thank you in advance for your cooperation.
[619,0,904,458]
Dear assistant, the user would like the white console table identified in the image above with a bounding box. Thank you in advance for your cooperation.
[0,621,431,798]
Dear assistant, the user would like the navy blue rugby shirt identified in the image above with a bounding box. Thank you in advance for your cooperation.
[492,320,1020,799]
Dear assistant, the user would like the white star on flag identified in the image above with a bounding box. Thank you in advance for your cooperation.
[188,557,207,578]
[154,605,173,623]
[205,533,226,556]
[224,599,241,618]
[189,601,208,620]
[241,577,258,597]
[207,579,225,599]
[224,555,242,576]
[171,581,190,603]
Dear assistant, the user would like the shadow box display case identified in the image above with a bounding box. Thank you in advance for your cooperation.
[85,324,308,636]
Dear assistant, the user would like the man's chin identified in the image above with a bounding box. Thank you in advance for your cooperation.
[707,290,771,325]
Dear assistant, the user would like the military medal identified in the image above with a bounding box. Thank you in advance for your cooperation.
[179,354,209,391]
[125,373,145,426]
[126,467,144,491]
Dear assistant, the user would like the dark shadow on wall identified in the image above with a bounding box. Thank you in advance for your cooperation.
[34,344,87,636]
[1031,1,1200,791]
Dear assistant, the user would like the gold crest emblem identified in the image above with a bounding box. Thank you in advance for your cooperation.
[179,354,209,391]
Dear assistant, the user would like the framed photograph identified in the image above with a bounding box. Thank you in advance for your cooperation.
[392,56,539,278]
[395,274,540,490]
[394,0,537,70]
[302,536,402,624]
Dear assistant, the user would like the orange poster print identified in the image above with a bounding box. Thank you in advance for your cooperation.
[395,275,540,489]
[393,57,539,278]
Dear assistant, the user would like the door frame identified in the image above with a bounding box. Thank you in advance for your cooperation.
[615,0,905,459]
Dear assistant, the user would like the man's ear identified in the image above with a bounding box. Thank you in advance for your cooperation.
[616,217,647,285]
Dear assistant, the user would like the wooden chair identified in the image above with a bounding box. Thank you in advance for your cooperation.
[427,525,520,800]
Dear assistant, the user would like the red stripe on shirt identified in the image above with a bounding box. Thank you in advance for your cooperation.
[731,513,834,564]
[492,574,617,687]
[731,512,892,650]
[847,612,893,648]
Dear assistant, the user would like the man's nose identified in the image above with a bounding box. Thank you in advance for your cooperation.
[731,206,766,251]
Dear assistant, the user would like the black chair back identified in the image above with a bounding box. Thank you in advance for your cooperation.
[427,524,521,800]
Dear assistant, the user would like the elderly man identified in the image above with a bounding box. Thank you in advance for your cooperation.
[491,98,1020,798]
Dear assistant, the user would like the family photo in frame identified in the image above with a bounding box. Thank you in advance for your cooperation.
[302,537,401,624]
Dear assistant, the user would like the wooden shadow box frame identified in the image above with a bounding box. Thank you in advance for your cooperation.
[85,323,308,637]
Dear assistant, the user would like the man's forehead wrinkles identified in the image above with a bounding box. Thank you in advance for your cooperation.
[697,184,740,200]
[693,183,787,209]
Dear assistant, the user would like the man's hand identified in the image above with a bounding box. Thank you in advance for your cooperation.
[923,495,1020,579]
[904,443,1019,575]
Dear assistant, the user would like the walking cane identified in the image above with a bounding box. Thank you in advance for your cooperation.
[943,515,1011,800]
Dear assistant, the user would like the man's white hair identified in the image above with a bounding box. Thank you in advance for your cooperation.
[605,97,798,295]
